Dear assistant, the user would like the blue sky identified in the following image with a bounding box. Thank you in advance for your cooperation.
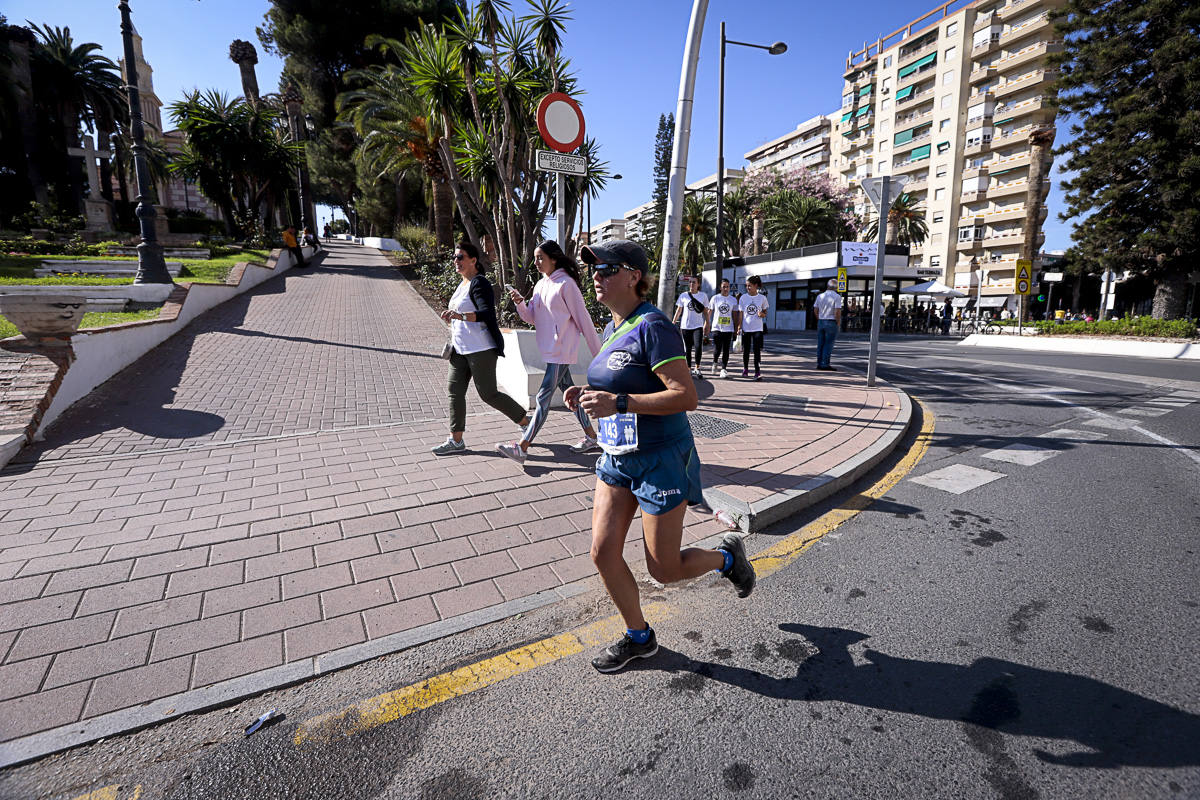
[8,0,1072,250]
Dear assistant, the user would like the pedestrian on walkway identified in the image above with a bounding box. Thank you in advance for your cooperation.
[567,238,755,673]
[497,240,604,465]
[282,225,306,267]
[672,275,709,379]
[706,278,737,378]
[814,278,843,371]
[737,275,768,380]
[323,223,332,240]
[940,298,954,336]
[433,241,531,455]
[303,226,321,252]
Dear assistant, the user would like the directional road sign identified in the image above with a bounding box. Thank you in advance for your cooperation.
[1015,259,1033,295]
[536,150,587,176]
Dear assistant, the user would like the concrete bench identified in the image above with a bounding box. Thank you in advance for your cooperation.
[37,260,183,278]
[106,246,210,259]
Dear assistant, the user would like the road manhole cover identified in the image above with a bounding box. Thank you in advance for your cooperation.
[687,412,749,439]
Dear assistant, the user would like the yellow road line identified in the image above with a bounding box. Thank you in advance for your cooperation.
[294,401,933,748]
[68,785,141,800]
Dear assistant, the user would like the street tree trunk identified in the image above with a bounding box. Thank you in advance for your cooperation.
[1151,259,1187,320]
[1021,128,1055,265]
[431,177,453,250]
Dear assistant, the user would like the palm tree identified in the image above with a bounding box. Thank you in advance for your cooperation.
[521,0,570,93]
[338,64,454,247]
[863,192,929,246]
[27,23,125,212]
[680,194,716,275]
[168,90,297,236]
[721,185,753,258]
[763,191,838,250]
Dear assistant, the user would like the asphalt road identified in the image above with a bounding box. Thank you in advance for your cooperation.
[5,334,1199,800]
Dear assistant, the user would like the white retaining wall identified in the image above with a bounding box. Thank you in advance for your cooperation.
[37,247,311,437]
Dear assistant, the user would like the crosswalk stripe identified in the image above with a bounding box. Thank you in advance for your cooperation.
[909,464,1006,494]
[982,442,1061,466]
[1119,407,1172,417]
[1082,416,1138,430]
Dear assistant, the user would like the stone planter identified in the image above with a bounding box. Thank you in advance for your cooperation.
[0,293,87,340]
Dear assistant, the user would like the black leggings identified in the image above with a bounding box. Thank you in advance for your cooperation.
[682,327,703,367]
[742,331,764,371]
[712,331,734,368]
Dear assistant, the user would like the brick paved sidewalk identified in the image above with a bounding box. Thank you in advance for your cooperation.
[0,242,908,759]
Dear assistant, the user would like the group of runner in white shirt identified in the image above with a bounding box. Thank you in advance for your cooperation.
[671,274,769,381]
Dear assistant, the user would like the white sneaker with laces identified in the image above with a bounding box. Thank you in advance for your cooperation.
[495,441,526,465]
[720,368,729,379]
[570,437,601,454]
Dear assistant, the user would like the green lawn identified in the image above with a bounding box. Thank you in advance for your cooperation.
[0,308,162,340]
[0,248,272,285]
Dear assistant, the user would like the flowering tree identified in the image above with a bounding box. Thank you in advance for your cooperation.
[740,167,859,251]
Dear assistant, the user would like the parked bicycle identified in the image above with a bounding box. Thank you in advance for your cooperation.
[959,316,1002,336]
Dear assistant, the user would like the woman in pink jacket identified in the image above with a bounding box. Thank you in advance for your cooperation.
[497,240,604,465]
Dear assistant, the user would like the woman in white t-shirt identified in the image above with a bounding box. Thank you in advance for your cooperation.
[671,275,709,379]
[736,275,768,380]
[705,278,737,378]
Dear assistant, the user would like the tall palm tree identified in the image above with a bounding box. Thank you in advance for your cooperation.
[721,185,753,258]
[863,192,929,246]
[763,191,838,250]
[338,64,454,247]
[28,23,125,212]
[680,194,716,275]
[521,0,570,93]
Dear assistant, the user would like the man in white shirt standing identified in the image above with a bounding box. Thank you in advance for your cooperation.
[814,278,843,371]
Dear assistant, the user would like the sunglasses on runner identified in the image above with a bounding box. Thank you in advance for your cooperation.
[590,263,638,279]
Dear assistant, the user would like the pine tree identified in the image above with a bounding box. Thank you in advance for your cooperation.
[640,112,674,265]
[1050,0,1200,318]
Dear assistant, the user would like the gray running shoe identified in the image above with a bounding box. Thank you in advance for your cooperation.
[718,533,756,598]
[591,629,658,673]
[570,437,601,454]
[431,438,465,455]
[496,441,526,465]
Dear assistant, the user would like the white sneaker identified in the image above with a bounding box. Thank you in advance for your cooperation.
[495,441,526,465]
[720,368,728,379]
[570,437,601,454]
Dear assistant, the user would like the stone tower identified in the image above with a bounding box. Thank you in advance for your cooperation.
[118,25,162,137]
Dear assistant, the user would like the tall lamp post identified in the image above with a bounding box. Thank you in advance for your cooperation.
[283,86,315,232]
[118,0,170,284]
[716,24,786,290]
[971,255,982,320]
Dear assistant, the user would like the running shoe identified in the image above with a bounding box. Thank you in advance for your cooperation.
[495,441,526,465]
[570,437,601,454]
[741,369,749,379]
[591,628,659,673]
[431,438,465,455]
[754,370,762,381]
[717,533,756,598]
[720,368,729,379]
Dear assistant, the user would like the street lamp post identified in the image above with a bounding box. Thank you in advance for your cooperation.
[716,24,786,291]
[971,255,982,321]
[283,86,314,233]
[118,0,170,285]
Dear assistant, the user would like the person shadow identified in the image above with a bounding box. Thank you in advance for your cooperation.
[638,623,1200,770]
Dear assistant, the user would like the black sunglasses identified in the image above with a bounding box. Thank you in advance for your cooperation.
[453,254,466,261]
[589,263,638,279]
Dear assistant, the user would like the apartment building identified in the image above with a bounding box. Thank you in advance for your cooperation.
[588,218,627,244]
[622,200,655,243]
[744,114,836,175]
[836,0,1062,302]
[594,169,744,246]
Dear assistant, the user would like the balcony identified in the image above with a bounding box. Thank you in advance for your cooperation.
[973,12,998,32]
[996,125,1034,145]
[898,38,938,68]
[1000,12,1051,44]
[981,204,1028,223]
[995,40,1062,74]
[996,0,1033,21]
[969,64,998,84]
[898,86,935,107]
[854,70,877,89]
[893,130,932,155]
[972,33,1002,54]
[987,177,1029,198]
[904,172,930,191]
[994,69,1056,98]
[994,94,1052,121]
[898,59,938,89]
[990,149,1033,171]
[893,155,931,174]
[896,104,935,129]
[956,236,986,251]
[964,137,993,157]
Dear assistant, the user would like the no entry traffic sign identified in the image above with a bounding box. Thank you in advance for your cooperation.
[536,93,585,153]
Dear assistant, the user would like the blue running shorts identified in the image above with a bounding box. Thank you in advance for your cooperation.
[595,435,704,516]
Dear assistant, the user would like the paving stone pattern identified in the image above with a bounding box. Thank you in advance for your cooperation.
[0,243,904,743]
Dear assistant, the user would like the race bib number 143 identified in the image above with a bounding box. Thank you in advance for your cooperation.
[597,412,639,455]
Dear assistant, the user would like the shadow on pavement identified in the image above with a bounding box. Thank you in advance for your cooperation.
[635,623,1200,770]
